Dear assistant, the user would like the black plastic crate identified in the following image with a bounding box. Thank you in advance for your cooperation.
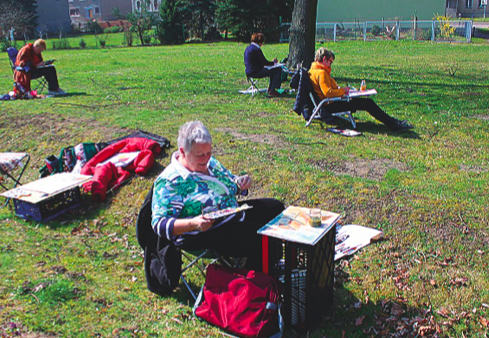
[13,187,82,221]
[265,224,336,332]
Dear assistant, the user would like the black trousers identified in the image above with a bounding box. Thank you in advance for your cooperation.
[249,67,283,92]
[323,97,399,128]
[32,66,59,91]
[178,198,285,271]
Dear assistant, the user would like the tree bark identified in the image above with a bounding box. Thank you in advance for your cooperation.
[286,0,318,70]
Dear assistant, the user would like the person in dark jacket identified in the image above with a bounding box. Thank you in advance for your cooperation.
[244,33,282,97]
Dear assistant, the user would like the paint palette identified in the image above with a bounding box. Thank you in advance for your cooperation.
[203,204,253,220]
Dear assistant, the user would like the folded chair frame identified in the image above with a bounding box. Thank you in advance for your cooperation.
[306,93,356,129]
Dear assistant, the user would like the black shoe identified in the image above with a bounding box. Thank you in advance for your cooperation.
[391,120,413,132]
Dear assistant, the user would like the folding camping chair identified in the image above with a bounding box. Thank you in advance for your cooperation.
[307,93,356,129]
[0,152,30,207]
[180,249,232,300]
[291,68,356,129]
[245,77,263,97]
[7,47,48,94]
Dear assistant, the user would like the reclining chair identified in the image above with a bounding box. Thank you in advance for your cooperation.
[7,47,48,94]
[291,68,356,128]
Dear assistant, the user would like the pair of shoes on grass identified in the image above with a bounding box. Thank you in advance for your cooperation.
[48,88,67,96]
[391,120,414,132]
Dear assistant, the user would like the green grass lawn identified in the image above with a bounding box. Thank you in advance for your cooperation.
[0,40,488,337]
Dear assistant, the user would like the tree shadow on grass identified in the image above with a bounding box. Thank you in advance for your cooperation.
[320,120,421,139]
[47,92,88,98]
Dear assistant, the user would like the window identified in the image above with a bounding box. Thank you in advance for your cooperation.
[69,7,80,16]
[153,0,159,11]
[466,0,473,7]
[136,0,141,11]
[94,6,100,14]
[479,0,486,7]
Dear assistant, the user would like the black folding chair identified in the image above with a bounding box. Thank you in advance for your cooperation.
[7,47,48,94]
[180,249,232,300]
[0,153,30,207]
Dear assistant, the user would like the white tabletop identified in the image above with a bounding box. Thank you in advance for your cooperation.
[1,173,92,204]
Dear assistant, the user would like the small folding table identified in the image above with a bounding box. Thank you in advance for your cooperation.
[0,152,30,207]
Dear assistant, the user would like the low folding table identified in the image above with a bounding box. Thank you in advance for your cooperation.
[0,152,30,207]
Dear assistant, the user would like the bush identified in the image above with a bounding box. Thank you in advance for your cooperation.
[1,38,14,52]
[123,28,133,46]
[79,39,86,48]
[370,25,381,36]
[421,30,432,41]
[143,35,152,45]
[204,27,222,41]
[52,38,71,50]
[86,20,103,34]
[104,26,122,34]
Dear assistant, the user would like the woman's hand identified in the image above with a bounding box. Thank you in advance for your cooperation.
[191,215,214,232]
[341,86,350,95]
[273,57,278,64]
[236,174,251,190]
[37,61,45,67]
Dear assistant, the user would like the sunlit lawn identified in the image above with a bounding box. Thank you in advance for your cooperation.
[0,39,488,337]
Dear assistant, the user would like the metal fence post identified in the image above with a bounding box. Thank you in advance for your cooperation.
[466,21,472,42]
[334,23,337,42]
[431,20,435,41]
[363,22,367,41]
[396,21,400,40]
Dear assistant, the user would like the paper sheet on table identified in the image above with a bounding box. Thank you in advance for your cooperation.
[335,224,383,261]
[347,89,377,98]
[96,151,140,168]
[264,63,285,70]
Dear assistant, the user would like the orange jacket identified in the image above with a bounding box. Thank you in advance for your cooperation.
[308,61,345,101]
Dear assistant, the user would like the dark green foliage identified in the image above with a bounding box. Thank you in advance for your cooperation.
[51,38,71,50]
[127,0,157,46]
[215,0,293,42]
[370,25,381,36]
[156,0,185,45]
[180,0,217,40]
[0,0,38,38]
[104,26,123,34]
[79,38,87,48]
[86,20,103,34]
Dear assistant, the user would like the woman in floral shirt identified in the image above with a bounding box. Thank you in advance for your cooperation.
[152,121,284,270]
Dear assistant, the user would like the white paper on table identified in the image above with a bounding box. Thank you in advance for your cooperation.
[96,151,140,168]
[347,89,378,98]
[335,224,383,261]
[264,63,285,70]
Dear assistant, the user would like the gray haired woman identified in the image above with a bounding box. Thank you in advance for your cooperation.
[152,120,284,271]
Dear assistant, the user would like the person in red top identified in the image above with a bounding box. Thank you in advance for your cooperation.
[14,39,66,96]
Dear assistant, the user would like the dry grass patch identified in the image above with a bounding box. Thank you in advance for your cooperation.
[311,156,410,181]
[215,127,284,146]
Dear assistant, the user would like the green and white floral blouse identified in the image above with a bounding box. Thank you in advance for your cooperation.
[151,151,239,241]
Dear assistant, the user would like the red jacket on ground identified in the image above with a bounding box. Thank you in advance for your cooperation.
[81,137,161,202]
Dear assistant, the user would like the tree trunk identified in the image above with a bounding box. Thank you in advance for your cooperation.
[287,0,318,70]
